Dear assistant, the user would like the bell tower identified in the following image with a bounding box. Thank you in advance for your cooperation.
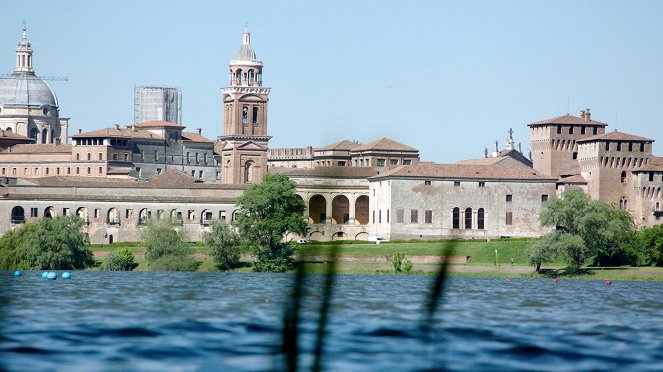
[219,26,271,184]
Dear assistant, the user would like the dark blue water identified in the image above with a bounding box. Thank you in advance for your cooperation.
[1,271,663,371]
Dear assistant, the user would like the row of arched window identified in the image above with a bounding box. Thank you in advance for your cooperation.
[452,207,486,230]
[9,206,238,226]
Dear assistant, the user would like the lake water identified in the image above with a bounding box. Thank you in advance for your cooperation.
[1,271,662,371]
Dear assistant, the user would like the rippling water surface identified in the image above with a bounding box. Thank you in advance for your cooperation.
[1,271,663,371]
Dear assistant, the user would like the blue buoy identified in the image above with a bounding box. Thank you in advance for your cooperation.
[61,272,71,279]
[46,272,57,280]
[13,270,22,277]
[41,272,49,278]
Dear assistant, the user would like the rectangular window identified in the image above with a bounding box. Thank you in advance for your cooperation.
[191,170,195,176]
[649,172,655,182]
[568,126,573,134]
[628,142,633,152]
[125,209,133,218]
[424,180,431,186]
[63,208,70,216]
[56,168,60,175]
[390,159,398,165]
[377,159,386,167]
[403,160,412,165]
[557,125,562,134]
[87,152,91,160]
[1,168,5,175]
[136,167,141,176]
[379,210,382,223]
[98,167,102,174]
[45,168,49,175]
[425,210,432,224]
[593,127,598,135]
[76,153,80,160]
[506,211,513,225]
[338,161,346,166]
[581,126,586,135]
[154,150,158,161]
[396,209,404,223]
[478,181,485,187]
[198,171,203,178]
[506,194,513,202]
[541,194,549,202]
[572,152,577,160]
[76,167,80,174]
[387,209,389,223]
[99,152,103,160]
[252,106,259,125]
[640,143,645,152]
[124,153,129,161]
[605,142,610,151]
[94,209,100,218]
[617,142,622,151]
[372,210,375,223]
[86,167,91,174]
[454,181,460,187]
[410,210,418,223]
[30,208,38,217]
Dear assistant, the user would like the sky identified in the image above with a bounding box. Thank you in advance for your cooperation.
[2,0,663,163]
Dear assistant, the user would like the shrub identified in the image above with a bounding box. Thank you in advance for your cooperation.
[141,220,191,263]
[103,248,138,271]
[148,254,200,272]
[392,251,413,273]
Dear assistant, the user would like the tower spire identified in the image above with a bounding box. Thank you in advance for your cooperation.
[242,23,250,45]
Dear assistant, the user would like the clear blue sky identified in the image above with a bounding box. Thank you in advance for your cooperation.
[3,1,663,163]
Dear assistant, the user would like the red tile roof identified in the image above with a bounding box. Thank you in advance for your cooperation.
[269,166,377,178]
[1,144,72,153]
[316,139,361,151]
[528,113,607,127]
[182,132,213,143]
[351,137,418,152]
[370,162,556,181]
[557,174,587,184]
[577,130,654,143]
[72,127,163,140]
[132,120,185,128]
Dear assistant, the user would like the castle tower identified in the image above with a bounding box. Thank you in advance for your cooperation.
[0,24,69,145]
[218,27,271,184]
[527,109,607,179]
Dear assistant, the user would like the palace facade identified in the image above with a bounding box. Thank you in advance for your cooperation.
[0,25,660,244]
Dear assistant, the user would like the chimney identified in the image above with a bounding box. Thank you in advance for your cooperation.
[78,128,82,134]
[580,110,586,119]
[585,108,591,121]
[196,128,202,135]
[114,124,120,130]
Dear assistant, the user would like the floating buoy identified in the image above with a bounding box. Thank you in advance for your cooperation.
[61,272,71,279]
[605,280,612,285]
[13,270,22,277]
[41,272,49,278]
[552,279,559,283]
[46,272,57,280]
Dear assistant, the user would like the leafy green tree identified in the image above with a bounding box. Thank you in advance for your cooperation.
[204,221,242,270]
[529,190,635,273]
[235,174,308,272]
[0,216,93,270]
[637,224,663,265]
[103,248,138,271]
[142,220,197,271]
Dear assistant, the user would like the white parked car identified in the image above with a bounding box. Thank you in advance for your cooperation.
[368,236,387,244]
[296,239,309,244]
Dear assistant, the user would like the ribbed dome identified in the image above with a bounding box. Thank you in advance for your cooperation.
[0,72,58,108]
[235,43,257,61]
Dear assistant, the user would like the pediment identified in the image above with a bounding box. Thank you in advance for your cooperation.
[236,140,267,150]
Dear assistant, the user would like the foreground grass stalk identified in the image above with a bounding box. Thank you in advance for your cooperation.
[312,247,338,372]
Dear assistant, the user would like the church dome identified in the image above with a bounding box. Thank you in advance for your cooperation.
[236,44,257,61]
[0,72,58,108]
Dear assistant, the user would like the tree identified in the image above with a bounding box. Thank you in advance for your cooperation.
[637,224,663,265]
[235,173,308,272]
[0,216,94,270]
[204,221,242,270]
[103,248,138,271]
[529,190,635,273]
[142,220,198,271]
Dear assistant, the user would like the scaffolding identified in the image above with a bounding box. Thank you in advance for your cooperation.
[134,85,182,124]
